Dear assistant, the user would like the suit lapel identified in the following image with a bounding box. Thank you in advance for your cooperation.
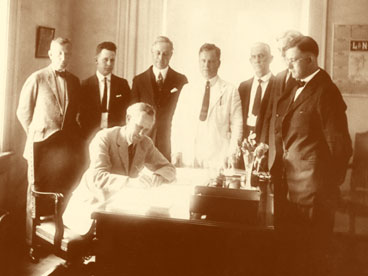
[208,77,226,116]
[145,68,156,105]
[255,76,274,133]
[117,128,130,173]
[91,75,101,110]
[242,79,252,124]
[45,67,64,115]
[286,71,322,115]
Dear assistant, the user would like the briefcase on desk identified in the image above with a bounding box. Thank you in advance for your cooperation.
[190,186,261,225]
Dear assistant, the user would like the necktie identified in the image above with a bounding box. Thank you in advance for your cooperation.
[296,80,306,88]
[128,144,135,170]
[252,79,262,116]
[287,80,306,109]
[199,81,210,121]
[55,70,66,78]
[157,72,164,91]
[101,77,108,112]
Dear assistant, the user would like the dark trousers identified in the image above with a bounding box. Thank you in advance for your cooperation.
[271,162,336,276]
[26,131,85,246]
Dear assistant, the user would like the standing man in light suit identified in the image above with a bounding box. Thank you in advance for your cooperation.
[131,36,188,161]
[79,41,131,143]
[16,37,83,248]
[171,43,243,170]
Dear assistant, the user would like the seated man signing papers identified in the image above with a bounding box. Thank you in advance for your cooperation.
[63,103,176,235]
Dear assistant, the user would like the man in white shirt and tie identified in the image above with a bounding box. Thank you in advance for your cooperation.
[79,41,131,143]
[239,42,275,143]
[171,43,243,170]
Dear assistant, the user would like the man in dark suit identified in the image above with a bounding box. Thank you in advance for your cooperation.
[17,37,84,248]
[79,41,131,142]
[268,36,352,275]
[261,30,303,164]
[239,42,275,142]
[131,36,188,161]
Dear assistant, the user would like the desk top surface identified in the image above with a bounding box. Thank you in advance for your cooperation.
[92,168,274,230]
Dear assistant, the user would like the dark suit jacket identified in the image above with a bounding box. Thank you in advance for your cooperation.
[79,74,131,141]
[269,69,352,206]
[238,75,275,141]
[261,69,298,170]
[131,66,188,160]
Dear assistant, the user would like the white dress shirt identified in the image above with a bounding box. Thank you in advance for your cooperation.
[96,71,112,128]
[152,66,169,82]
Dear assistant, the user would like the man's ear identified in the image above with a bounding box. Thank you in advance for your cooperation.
[126,114,131,124]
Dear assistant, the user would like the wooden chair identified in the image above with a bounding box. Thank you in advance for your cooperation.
[28,146,94,275]
[349,131,368,234]
[30,186,94,275]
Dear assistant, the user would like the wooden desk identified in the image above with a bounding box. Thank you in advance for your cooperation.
[92,210,276,276]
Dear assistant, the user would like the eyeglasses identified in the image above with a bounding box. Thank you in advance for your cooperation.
[286,57,310,65]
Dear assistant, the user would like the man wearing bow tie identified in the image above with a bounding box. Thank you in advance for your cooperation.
[267,36,352,275]
[17,37,84,247]
[79,41,131,142]
[131,36,188,161]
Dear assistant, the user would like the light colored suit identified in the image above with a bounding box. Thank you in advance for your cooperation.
[171,76,243,168]
[63,126,176,235]
[16,65,81,160]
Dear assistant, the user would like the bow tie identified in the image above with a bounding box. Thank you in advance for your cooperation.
[55,70,66,78]
[296,80,306,88]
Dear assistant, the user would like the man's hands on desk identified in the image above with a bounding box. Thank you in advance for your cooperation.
[126,173,166,189]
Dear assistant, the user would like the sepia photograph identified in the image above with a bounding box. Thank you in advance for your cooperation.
[0,0,367,275]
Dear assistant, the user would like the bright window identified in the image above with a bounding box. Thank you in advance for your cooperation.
[0,0,10,151]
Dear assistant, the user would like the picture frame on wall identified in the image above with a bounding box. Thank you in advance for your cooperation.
[35,26,55,58]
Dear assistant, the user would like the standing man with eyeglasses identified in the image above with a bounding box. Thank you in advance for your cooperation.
[266,36,352,276]
[17,37,84,251]
[239,42,275,144]
[130,36,188,161]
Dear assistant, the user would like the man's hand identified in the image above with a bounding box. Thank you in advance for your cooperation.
[151,174,166,187]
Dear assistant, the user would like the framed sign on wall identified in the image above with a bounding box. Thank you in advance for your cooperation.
[35,26,55,58]
[333,24,368,96]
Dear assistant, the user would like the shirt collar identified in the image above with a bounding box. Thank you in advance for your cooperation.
[96,71,111,82]
[204,75,219,87]
[255,71,272,83]
[301,68,320,84]
[152,66,169,80]
[50,64,66,74]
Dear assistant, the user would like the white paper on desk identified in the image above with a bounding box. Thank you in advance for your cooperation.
[106,183,192,219]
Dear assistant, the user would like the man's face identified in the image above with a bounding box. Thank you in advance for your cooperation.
[48,42,71,71]
[277,38,290,67]
[285,47,311,80]
[199,50,220,80]
[125,112,155,145]
[151,42,173,69]
[96,49,116,76]
[249,45,272,77]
